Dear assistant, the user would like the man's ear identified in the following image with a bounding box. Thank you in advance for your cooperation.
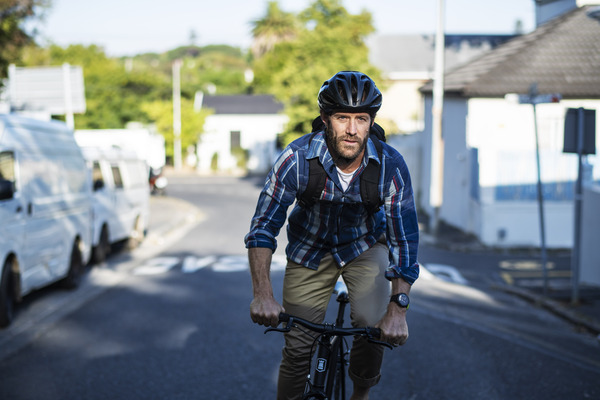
[320,111,329,125]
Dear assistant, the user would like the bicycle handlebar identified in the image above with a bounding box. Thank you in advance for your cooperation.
[265,313,393,349]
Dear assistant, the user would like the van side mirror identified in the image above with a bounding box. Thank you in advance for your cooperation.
[0,179,15,200]
[93,179,104,191]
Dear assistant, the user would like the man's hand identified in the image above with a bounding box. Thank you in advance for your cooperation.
[250,294,284,328]
[376,304,409,346]
[248,247,283,327]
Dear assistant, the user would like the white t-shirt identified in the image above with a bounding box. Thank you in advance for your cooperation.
[336,167,357,192]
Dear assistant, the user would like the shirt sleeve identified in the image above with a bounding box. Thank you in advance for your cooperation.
[244,147,299,251]
[383,153,420,284]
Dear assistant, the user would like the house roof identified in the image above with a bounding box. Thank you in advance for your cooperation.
[201,94,284,115]
[421,5,600,98]
[367,34,516,76]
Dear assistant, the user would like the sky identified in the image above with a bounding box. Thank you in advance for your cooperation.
[35,0,537,57]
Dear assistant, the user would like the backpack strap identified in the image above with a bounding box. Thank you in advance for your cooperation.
[297,132,327,209]
[360,137,384,214]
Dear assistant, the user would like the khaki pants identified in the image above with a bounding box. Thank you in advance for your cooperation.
[277,241,390,400]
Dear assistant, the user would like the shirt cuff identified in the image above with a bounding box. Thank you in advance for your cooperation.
[385,262,420,285]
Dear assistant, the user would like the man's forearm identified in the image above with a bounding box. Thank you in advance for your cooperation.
[390,277,411,296]
[248,247,274,298]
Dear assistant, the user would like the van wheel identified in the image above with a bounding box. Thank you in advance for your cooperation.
[91,225,110,264]
[61,242,83,290]
[0,259,15,328]
[127,216,145,250]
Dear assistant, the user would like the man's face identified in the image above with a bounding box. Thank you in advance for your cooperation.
[324,112,372,164]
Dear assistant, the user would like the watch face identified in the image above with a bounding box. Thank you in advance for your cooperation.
[398,294,409,307]
[392,293,409,307]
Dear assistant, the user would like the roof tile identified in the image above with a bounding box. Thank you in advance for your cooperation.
[421,6,600,98]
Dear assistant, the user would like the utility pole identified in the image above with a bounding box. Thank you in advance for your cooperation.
[172,59,183,170]
[430,0,445,234]
[62,63,75,130]
[530,85,549,297]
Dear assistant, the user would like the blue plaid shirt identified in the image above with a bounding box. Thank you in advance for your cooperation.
[244,131,419,284]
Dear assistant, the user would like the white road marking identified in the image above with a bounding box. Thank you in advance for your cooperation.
[133,257,180,275]
[212,256,250,272]
[424,263,468,285]
[182,255,216,273]
[134,254,287,275]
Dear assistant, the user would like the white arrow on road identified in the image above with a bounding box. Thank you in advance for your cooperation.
[424,263,468,285]
[182,256,217,273]
[133,257,180,275]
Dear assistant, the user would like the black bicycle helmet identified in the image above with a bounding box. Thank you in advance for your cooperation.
[317,71,382,115]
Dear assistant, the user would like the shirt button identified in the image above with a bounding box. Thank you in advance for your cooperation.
[340,261,346,267]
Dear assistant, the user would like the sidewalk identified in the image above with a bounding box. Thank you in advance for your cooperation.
[423,220,600,337]
[145,194,206,252]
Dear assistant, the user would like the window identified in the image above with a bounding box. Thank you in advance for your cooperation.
[0,151,15,181]
[230,131,241,152]
[92,161,104,191]
[0,151,16,200]
[111,165,124,189]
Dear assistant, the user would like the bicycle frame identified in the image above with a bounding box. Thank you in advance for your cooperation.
[265,281,390,400]
[304,282,349,399]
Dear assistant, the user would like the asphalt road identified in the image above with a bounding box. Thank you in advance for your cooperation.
[0,174,598,399]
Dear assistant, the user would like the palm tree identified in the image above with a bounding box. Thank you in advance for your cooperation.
[251,1,299,59]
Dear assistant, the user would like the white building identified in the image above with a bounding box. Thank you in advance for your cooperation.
[418,2,600,248]
[195,94,288,175]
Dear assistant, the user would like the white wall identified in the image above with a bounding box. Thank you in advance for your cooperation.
[421,94,600,248]
[387,132,423,206]
[420,95,472,230]
[467,98,600,247]
[379,79,427,133]
[197,113,288,175]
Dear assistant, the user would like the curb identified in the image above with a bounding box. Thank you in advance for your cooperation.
[493,283,600,336]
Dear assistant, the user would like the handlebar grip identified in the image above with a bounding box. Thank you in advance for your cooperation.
[370,327,382,339]
[278,312,291,323]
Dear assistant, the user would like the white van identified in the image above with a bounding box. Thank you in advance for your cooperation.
[79,146,150,263]
[0,114,93,328]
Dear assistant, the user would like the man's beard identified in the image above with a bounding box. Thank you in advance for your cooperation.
[325,121,368,167]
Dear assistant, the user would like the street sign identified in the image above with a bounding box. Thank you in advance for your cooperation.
[7,64,86,114]
[563,108,596,155]
[517,93,562,105]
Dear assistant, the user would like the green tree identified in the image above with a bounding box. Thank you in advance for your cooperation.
[130,45,249,95]
[141,98,210,160]
[252,0,380,143]
[0,0,50,79]
[251,1,299,59]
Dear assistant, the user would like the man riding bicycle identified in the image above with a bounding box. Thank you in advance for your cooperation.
[245,71,419,400]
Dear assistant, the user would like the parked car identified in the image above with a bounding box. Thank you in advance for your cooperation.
[0,114,93,328]
[149,166,168,195]
[79,146,150,264]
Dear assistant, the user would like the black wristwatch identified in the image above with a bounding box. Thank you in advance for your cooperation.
[390,293,410,309]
